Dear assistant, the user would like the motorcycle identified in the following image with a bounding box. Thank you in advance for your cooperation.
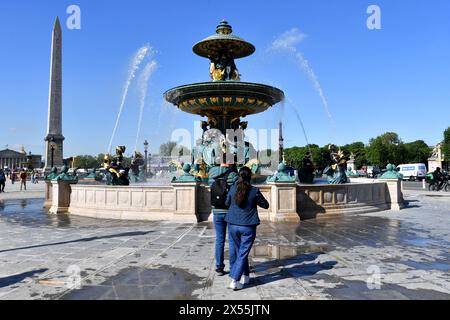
[426,173,449,192]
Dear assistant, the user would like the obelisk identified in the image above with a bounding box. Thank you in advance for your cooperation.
[279,121,284,163]
[44,17,65,170]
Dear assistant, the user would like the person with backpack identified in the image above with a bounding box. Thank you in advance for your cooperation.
[210,163,238,276]
[225,166,269,290]
[0,169,6,193]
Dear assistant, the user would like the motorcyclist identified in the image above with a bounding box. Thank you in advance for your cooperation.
[432,167,445,190]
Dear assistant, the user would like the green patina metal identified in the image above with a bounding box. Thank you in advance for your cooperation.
[164,21,284,182]
[44,167,58,181]
[346,169,360,178]
[379,164,404,180]
[172,163,201,183]
[54,165,78,182]
[324,145,349,185]
[266,163,297,183]
[193,20,255,60]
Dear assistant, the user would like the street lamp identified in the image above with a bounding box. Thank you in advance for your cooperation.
[143,140,149,177]
[49,138,57,168]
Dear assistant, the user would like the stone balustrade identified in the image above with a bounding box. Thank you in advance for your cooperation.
[45,178,404,223]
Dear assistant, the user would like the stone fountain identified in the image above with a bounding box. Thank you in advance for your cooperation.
[44,21,404,222]
[164,21,284,181]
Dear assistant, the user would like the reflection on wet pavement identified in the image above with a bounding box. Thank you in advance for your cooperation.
[0,199,155,229]
[1,193,450,300]
[61,266,204,300]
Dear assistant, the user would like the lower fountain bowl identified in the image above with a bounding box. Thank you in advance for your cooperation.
[164,81,285,118]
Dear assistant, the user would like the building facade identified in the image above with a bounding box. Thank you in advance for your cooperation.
[0,148,43,170]
[428,143,447,172]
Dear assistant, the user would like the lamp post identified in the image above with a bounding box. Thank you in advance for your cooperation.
[144,140,149,177]
[26,152,33,171]
[50,138,56,168]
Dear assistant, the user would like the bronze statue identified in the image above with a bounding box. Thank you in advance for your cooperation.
[298,152,315,184]
[130,151,145,183]
[103,146,130,186]
[209,52,240,81]
[324,144,348,184]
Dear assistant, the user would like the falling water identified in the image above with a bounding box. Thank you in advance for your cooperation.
[285,97,311,149]
[269,28,335,132]
[108,45,152,153]
[134,61,158,151]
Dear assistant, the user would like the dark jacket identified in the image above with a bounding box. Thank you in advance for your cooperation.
[210,166,238,213]
[225,184,269,226]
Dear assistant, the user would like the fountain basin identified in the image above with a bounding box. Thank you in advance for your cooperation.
[57,180,400,223]
[164,81,284,118]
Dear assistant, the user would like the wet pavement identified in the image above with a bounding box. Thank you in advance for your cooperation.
[0,190,450,300]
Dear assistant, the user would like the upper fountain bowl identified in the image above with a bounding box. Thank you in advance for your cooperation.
[164,81,284,118]
[193,20,255,59]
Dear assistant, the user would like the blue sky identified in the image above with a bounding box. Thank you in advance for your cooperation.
[0,0,449,158]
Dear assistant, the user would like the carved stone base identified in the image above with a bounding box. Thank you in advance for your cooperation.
[49,180,76,214]
[172,182,200,219]
[266,182,300,223]
[378,179,405,211]
[43,181,53,209]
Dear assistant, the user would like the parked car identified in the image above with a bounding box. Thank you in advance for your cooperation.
[366,166,381,178]
[284,166,296,177]
[396,163,427,181]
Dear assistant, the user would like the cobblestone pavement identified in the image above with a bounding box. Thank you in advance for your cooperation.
[0,190,449,300]
[0,180,45,201]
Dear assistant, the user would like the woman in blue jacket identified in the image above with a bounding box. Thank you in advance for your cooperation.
[225,166,269,290]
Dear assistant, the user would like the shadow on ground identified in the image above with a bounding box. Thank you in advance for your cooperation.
[0,231,155,254]
[0,269,48,288]
[248,253,338,288]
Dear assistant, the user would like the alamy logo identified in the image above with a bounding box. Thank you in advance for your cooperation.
[366,265,382,290]
[66,5,81,30]
[367,5,382,30]
[66,265,82,289]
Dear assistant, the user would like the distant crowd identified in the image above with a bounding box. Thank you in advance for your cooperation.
[0,168,41,193]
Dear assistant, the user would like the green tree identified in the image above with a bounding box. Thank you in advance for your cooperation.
[73,155,98,169]
[159,142,178,156]
[444,127,450,166]
[284,144,329,172]
[404,140,432,164]
[366,132,407,167]
[342,141,368,169]
[159,142,190,157]
[284,147,306,169]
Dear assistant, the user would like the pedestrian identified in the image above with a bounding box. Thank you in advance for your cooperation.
[34,172,39,184]
[11,171,16,184]
[19,170,27,191]
[225,166,269,290]
[31,172,35,184]
[210,163,238,276]
[0,169,6,193]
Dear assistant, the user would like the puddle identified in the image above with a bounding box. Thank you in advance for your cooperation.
[251,243,330,259]
[0,199,159,229]
[61,265,205,300]
[403,237,440,247]
[324,278,450,300]
[401,260,450,272]
[424,195,450,198]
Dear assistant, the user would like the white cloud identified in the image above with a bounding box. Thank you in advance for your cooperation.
[270,28,307,50]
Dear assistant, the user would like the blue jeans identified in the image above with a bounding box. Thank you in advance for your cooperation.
[228,224,257,281]
[213,211,235,270]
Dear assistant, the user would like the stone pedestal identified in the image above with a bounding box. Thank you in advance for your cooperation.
[49,180,76,214]
[378,179,404,211]
[43,181,53,208]
[267,182,299,223]
[172,182,200,218]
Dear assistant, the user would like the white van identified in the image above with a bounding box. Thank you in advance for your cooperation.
[396,164,427,181]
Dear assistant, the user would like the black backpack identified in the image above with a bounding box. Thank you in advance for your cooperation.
[211,172,231,209]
